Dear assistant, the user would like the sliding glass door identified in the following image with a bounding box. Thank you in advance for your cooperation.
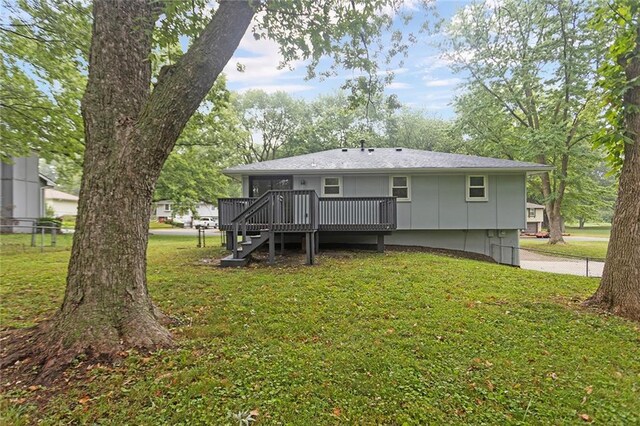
[248,176,293,197]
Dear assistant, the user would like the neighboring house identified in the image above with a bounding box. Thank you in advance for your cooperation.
[1,156,54,233]
[219,147,552,267]
[152,200,218,227]
[525,202,545,233]
[44,188,79,217]
[153,200,175,222]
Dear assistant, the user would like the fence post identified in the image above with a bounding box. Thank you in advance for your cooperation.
[586,257,589,277]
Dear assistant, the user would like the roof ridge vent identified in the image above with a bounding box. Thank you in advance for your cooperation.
[395,148,402,152]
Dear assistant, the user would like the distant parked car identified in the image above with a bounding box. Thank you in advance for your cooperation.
[193,217,218,229]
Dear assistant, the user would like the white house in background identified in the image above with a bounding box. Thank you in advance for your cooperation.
[1,156,55,232]
[153,200,218,227]
[44,188,79,217]
[525,202,545,233]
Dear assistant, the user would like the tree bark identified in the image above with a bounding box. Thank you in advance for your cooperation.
[540,171,566,244]
[1,0,255,381]
[585,31,640,321]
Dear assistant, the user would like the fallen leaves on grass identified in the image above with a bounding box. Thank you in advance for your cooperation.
[579,413,592,422]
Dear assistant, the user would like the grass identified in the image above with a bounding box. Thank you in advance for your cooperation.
[520,239,609,260]
[564,225,611,238]
[1,235,639,424]
[149,221,176,229]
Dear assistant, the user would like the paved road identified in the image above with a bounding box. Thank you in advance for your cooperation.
[149,228,222,237]
[522,235,609,243]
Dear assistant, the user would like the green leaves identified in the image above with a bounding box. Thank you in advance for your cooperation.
[0,0,90,162]
[445,0,611,225]
[591,0,640,171]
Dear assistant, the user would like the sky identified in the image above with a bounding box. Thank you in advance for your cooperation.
[221,1,472,120]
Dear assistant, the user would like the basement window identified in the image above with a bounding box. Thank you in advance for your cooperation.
[466,175,488,201]
[322,177,342,197]
[390,176,411,201]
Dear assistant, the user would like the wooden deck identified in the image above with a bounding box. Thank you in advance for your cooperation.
[218,190,397,266]
[219,192,397,233]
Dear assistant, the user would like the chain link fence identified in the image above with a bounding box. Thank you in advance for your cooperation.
[492,243,605,277]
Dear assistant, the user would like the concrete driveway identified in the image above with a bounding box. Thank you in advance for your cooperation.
[519,249,604,278]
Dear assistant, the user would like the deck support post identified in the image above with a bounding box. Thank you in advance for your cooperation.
[305,232,315,265]
[377,234,385,253]
[280,232,285,254]
[314,232,320,254]
[268,231,275,264]
[226,231,233,250]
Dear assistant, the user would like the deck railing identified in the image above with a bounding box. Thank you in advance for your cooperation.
[219,192,396,233]
[226,190,319,258]
[318,197,396,231]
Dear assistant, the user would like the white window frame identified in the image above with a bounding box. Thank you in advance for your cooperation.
[466,175,488,202]
[164,203,172,212]
[389,175,411,202]
[322,176,342,197]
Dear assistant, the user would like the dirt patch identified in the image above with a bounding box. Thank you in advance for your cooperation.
[384,245,496,263]
[210,244,497,269]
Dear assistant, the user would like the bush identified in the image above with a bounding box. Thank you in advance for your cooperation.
[36,217,62,234]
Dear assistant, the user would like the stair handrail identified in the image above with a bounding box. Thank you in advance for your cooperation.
[229,189,320,258]
[229,192,271,224]
[230,191,274,257]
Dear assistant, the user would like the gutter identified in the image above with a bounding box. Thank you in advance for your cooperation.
[223,166,554,178]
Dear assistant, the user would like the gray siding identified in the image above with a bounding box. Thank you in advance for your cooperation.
[245,172,527,231]
[496,174,526,229]
[1,156,43,233]
[435,175,467,229]
[1,156,42,219]
[319,229,521,266]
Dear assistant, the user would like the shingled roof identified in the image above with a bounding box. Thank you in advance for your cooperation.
[224,147,552,176]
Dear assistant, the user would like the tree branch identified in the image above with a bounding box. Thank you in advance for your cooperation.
[136,0,256,169]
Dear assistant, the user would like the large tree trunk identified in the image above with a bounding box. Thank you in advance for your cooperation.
[547,201,565,244]
[1,0,255,381]
[585,37,640,321]
[540,171,566,244]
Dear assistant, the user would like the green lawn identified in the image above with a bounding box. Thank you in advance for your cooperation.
[564,225,611,238]
[149,221,176,229]
[1,235,638,425]
[520,239,609,260]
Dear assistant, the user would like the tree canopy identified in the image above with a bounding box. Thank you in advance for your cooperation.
[444,0,608,242]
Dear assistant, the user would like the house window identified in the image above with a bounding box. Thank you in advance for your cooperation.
[164,203,172,212]
[466,175,488,201]
[528,208,536,218]
[390,176,411,201]
[322,177,342,196]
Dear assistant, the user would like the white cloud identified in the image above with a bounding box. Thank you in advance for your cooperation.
[236,84,314,94]
[223,27,307,90]
[387,82,412,89]
[423,77,462,87]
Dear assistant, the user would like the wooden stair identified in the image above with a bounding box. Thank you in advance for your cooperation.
[220,190,320,267]
[220,232,269,267]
